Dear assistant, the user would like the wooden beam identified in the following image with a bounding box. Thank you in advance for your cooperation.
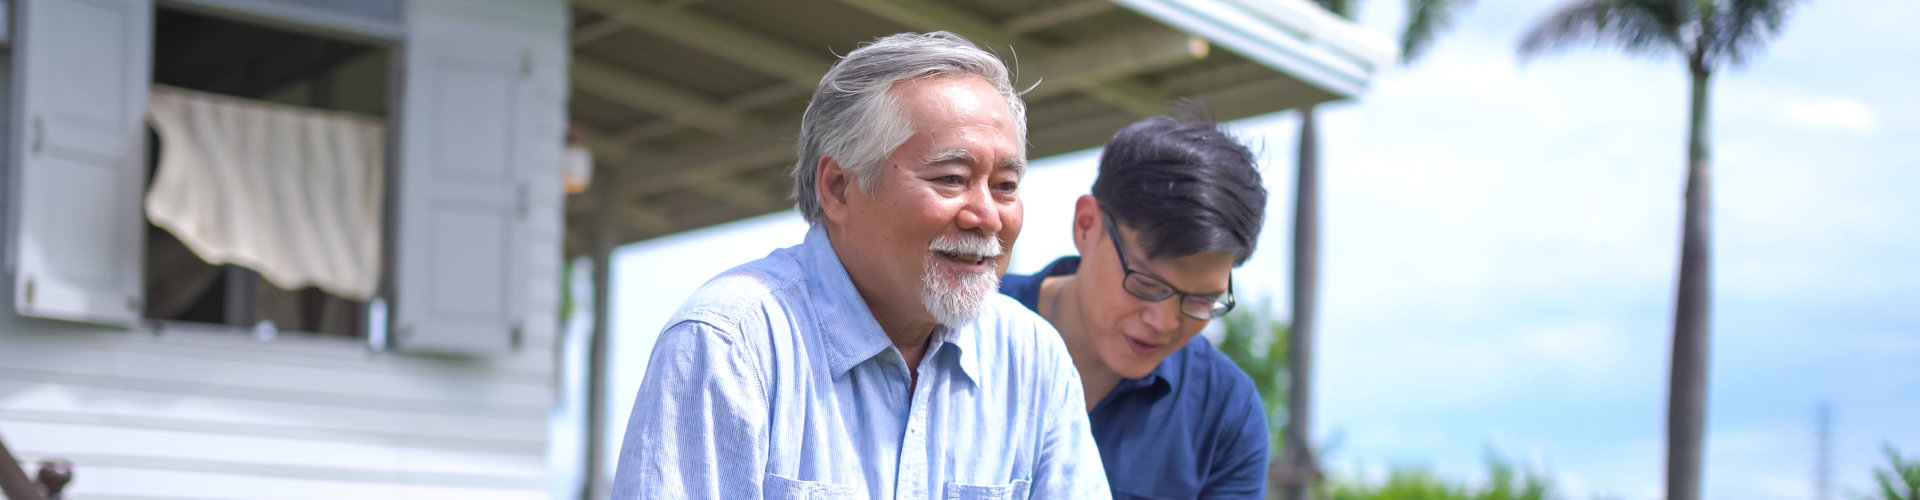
[602,28,1201,196]
[832,0,1015,48]
[615,125,795,195]
[574,124,656,167]
[592,12,1209,202]
[631,141,796,198]
[615,201,774,245]
[571,17,626,46]
[1019,27,1202,115]
[829,0,1185,115]
[689,177,785,213]
[571,57,745,136]
[1003,0,1118,35]
[1077,80,1168,117]
[609,84,811,146]
[616,205,674,234]
[1027,73,1319,158]
[571,0,827,87]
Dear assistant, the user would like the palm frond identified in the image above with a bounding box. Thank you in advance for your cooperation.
[1400,0,1476,65]
[1517,0,1690,63]
[1310,0,1357,19]
[1869,443,1920,500]
[1707,0,1799,68]
[1876,468,1902,500]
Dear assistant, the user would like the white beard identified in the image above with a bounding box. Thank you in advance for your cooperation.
[920,232,1003,328]
[921,262,999,328]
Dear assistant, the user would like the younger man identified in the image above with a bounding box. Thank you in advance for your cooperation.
[1001,113,1270,499]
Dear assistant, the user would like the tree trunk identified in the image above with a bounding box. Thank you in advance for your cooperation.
[1666,67,1713,500]
[1282,105,1321,500]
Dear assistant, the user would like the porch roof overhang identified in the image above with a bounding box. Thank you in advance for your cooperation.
[561,0,1394,257]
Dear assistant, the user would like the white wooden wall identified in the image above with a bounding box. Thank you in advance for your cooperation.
[0,0,570,497]
[0,320,557,499]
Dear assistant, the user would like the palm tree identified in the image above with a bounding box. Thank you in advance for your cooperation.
[1515,2,1800,500]
[1278,2,1474,499]
[1867,443,1920,500]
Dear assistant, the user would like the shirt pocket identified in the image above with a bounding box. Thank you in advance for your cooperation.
[764,473,866,500]
[944,479,1031,500]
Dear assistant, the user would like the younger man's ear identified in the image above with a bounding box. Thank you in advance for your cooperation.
[1070,195,1100,255]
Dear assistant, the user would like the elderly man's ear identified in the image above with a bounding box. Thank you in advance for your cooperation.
[818,155,854,225]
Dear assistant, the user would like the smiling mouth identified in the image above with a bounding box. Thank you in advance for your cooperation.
[935,251,990,265]
[1125,336,1161,353]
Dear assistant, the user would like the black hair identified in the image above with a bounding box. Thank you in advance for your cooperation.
[1091,103,1266,265]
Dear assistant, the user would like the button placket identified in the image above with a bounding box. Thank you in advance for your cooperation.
[895,340,944,499]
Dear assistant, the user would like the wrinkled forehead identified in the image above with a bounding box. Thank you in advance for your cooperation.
[890,75,1022,145]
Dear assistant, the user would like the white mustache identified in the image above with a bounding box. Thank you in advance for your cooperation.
[928,232,1001,258]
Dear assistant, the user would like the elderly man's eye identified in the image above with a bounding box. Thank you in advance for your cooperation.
[933,175,964,186]
[995,181,1018,194]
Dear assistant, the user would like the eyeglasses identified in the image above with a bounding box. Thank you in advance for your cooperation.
[1103,215,1236,320]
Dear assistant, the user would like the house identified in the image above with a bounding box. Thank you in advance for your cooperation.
[0,0,569,498]
[0,0,1391,498]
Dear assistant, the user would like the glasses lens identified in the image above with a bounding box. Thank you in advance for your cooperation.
[1122,273,1175,302]
[1208,301,1232,318]
[1180,298,1231,320]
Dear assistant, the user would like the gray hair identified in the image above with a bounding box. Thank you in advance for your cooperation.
[789,31,1027,224]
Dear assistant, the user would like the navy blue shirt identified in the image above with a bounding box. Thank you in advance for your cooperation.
[1001,257,1271,499]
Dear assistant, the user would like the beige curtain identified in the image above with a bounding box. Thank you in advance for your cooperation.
[145,85,385,301]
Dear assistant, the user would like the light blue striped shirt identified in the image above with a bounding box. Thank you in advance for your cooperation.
[611,225,1109,499]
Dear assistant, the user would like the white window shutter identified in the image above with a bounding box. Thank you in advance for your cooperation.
[390,5,565,354]
[9,0,153,326]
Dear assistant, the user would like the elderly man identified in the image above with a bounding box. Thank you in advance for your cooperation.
[610,32,1108,499]
[999,112,1272,499]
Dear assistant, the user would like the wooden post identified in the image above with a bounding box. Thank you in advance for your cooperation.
[581,162,617,499]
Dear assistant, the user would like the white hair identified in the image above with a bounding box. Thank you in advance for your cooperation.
[789,31,1027,224]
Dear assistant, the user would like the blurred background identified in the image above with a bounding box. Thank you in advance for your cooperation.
[567,0,1920,499]
[0,0,1912,499]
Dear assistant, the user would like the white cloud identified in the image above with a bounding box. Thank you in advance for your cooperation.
[1778,96,1878,133]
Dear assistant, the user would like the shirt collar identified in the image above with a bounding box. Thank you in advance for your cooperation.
[799,225,894,379]
[798,224,983,386]
[943,323,983,387]
[1112,343,1183,400]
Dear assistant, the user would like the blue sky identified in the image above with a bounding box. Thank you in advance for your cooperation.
[592,1,1920,498]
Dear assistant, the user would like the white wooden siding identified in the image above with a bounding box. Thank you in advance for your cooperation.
[0,321,556,499]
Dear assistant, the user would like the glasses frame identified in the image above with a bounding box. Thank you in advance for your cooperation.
[1102,214,1237,320]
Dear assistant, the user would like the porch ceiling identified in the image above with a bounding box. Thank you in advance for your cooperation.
[562,0,1394,258]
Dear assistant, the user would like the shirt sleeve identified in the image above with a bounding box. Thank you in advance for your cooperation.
[609,320,769,499]
[1029,335,1112,499]
[1199,394,1271,499]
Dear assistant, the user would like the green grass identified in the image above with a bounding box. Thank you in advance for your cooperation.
[1325,453,1555,500]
